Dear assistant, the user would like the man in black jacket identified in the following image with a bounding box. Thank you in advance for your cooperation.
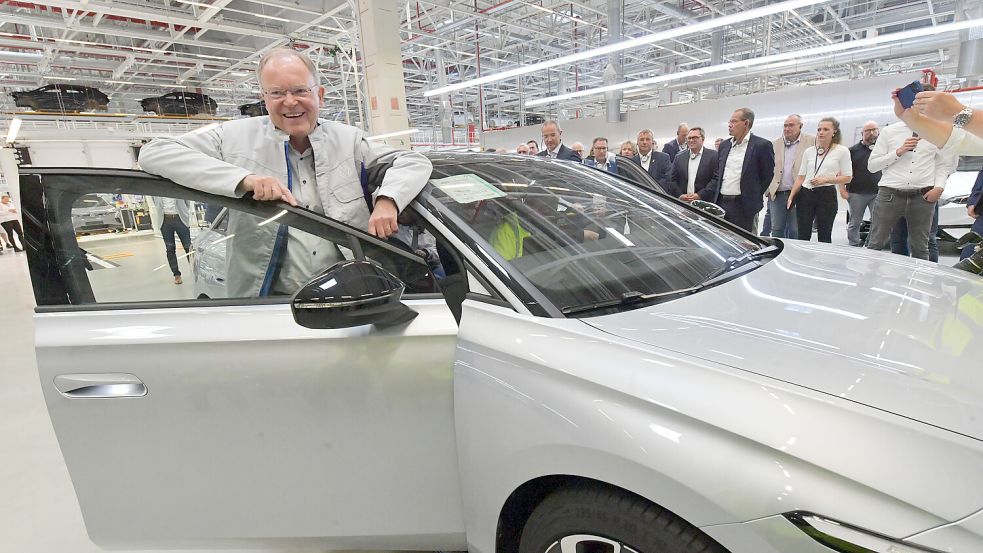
[846,121,881,246]
[536,120,582,162]
[662,123,689,161]
[631,129,672,188]
[704,108,776,232]
[669,127,718,202]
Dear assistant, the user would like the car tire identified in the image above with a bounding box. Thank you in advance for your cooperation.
[518,484,727,553]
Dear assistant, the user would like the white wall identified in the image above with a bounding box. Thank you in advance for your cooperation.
[483,72,947,152]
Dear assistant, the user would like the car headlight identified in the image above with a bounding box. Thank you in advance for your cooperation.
[784,512,943,553]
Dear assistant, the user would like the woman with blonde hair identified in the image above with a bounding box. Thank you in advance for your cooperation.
[619,140,637,157]
[787,116,853,243]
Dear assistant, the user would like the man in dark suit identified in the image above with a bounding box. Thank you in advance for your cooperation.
[584,137,619,175]
[662,123,689,161]
[631,129,672,188]
[705,108,776,232]
[536,120,582,162]
[669,127,718,202]
[956,168,983,260]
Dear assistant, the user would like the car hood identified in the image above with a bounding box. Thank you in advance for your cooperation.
[584,240,983,441]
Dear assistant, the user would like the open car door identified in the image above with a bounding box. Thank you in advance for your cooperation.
[20,168,465,550]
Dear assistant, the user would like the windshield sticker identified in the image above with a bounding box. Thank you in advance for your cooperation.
[431,174,506,203]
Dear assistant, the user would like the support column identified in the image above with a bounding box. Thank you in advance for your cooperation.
[435,50,453,145]
[355,0,412,148]
[604,0,623,124]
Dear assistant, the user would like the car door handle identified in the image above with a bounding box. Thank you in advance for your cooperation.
[53,373,147,398]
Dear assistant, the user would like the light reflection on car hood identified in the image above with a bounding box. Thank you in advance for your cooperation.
[584,241,983,441]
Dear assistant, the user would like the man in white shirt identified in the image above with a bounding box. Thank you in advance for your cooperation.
[631,129,672,187]
[0,194,24,252]
[866,120,956,260]
[669,127,718,201]
[535,121,582,162]
[706,108,776,232]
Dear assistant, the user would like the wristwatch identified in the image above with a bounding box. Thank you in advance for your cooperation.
[953,107,974,129]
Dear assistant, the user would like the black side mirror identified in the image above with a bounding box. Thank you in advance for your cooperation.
[690,200,726,218]
[291,260,418,329]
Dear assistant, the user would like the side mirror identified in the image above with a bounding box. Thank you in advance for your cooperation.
[291,260,418,329]
[690,199,726,218]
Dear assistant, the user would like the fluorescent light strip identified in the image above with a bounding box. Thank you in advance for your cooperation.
[527,17,983,107]
[6,118,22,144]
[367,128,419,140]
[423,0,832,97]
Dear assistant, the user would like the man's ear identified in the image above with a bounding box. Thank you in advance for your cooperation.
[317,85,326,103]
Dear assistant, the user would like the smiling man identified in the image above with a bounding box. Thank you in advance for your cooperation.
[140,47,431,297]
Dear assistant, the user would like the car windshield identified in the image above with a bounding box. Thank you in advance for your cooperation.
[423,156,765,316]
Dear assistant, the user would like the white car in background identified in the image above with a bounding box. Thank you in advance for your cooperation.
[939,155,982,241]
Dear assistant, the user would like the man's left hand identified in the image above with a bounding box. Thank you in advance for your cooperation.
[923,187,943,203]
[368,196,399,238]
[913,91,966,122]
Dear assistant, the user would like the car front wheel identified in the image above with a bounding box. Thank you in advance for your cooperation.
[518,484,727,553]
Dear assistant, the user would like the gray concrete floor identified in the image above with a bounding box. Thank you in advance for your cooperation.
[0,208,964,552]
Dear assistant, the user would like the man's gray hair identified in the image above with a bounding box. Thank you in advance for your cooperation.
[542,120,562,133]
[257,47,320,86]
[787,114,803,125]
[677,123,689,132]
[637,129,654,138]
[735,108,755,127]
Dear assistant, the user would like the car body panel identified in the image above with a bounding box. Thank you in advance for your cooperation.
[909,507,983,552]
[35,301,466,549]
[140,92,217,116]
[452,301,980,553]
[585,241,983,445]
[11,84,110,112]
[939,163,980,236]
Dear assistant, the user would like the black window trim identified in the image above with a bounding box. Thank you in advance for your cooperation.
[22,167,436,311]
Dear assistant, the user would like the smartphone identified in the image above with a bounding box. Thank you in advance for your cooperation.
[898,80,924,109]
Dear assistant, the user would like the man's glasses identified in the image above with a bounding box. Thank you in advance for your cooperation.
[263,85,316,100]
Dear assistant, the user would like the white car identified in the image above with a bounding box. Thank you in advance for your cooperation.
[938,155,982,241]
[18,156,983,553]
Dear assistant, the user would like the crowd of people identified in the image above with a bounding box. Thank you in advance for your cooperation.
[501,88,983,273]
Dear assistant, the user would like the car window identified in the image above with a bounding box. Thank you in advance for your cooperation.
[422,157,761,316]
[37,175,438,306]
[957,156,983,172]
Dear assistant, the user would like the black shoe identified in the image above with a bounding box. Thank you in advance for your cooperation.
[954,231,983,250]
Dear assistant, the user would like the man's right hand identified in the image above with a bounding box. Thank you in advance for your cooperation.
[970,204,978,219]
[895,137,919,157]
[241,174,298,206]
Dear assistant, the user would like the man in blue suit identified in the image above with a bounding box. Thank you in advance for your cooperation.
[669,127,718,202]
[662,123,689,161]
[705,108,776,232]
[536,120,582,162]
[584,137,619,175]
[631,129,672,188]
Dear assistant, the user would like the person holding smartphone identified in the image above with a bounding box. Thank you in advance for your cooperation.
[786,117,852,243]
[865,84,958,261]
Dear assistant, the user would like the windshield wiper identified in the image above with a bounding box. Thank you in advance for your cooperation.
[561,287,701,316]
[701,245,780,284]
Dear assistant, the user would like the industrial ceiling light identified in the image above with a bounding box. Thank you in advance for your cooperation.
[423,0,834,97]
[526,16,983,107]
[6,118,23,145]
[367,128,419,141]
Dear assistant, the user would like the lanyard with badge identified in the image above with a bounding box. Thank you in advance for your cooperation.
[813,146,831,185]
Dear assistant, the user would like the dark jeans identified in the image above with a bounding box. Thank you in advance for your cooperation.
[718,195,755,232]
[961,217,983,260]
[768,190,798,239]
[866,187,936,260]
[890,204,940,262]
[795,186,837,243]
[1,220,24,251]
[161,216,192,276]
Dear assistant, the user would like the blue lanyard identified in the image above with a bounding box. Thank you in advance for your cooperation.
[258,142,294,297]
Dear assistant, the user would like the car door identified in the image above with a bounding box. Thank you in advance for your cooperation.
[21,168,466,550]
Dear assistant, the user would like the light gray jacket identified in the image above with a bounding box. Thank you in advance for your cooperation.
[139,116,432,297]
[148,196,192,227]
